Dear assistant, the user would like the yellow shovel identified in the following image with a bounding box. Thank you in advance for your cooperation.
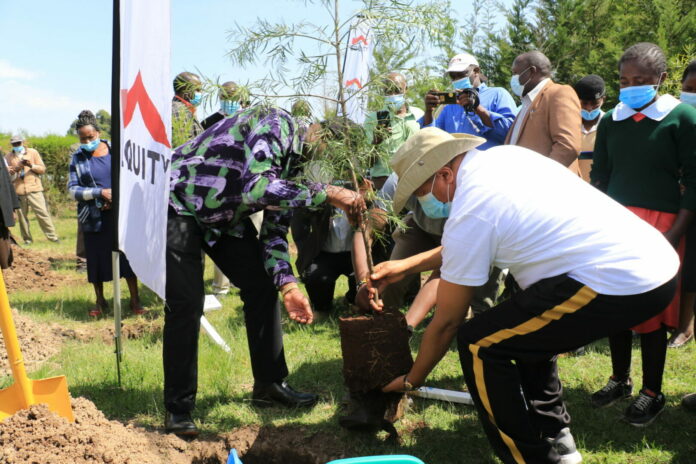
[0,269,73,422]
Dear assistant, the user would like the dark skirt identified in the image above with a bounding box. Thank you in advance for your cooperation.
[84,210,136,284]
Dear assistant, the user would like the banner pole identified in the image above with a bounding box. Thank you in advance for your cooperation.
[111,0,123,388]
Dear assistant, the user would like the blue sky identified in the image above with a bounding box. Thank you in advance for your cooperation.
[0,0,509,135]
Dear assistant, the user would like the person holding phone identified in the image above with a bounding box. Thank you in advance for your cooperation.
[5,134,59,244]
[421,53,517,149]
[67,110,144,318]
[363,72,421,189]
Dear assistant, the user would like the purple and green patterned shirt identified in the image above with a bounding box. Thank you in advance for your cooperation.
[169,106,328,288]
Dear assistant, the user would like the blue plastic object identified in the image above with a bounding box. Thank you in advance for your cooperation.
[227,448,243,464]
[326,456,425,464]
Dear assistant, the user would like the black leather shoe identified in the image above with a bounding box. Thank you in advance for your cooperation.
[164,411,199,437]
[252,381,318,408]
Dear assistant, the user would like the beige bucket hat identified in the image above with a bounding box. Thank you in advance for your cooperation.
[390,127,485,213]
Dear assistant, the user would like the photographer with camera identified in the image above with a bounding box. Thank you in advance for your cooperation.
[421,53,517,149]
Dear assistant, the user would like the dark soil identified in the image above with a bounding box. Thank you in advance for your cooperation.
[339,310,413,393]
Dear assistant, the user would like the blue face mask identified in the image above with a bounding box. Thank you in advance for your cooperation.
[221,100,240,115]
[619,84,657,109]
[680,91,696,107]
[509,67,531,97]
[190,92,202,106]
[581,108,602,121]
[417,176,451,219]
[452,77,473,90]
[12,146,24,153]
[385,94,405,109]
[81,139,100,152]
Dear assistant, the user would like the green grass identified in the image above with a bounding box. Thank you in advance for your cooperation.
[3,213,696,463]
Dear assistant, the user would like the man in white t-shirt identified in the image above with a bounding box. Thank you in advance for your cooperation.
[375,128,678,464]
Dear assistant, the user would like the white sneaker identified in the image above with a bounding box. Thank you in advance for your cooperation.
[549,427,582,464]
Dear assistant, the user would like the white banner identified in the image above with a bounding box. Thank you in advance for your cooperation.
[342,18,374,124]
[119,0,171,298]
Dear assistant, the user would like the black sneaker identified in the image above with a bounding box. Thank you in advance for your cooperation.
[623,389,665,427]
[590,377,632,408]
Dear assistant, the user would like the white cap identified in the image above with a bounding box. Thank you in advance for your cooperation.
[446,53,479,73]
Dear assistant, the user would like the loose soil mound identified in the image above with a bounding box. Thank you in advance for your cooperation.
[0,310,63,376]
[3,246,72,293]
[0,398,348,464]
[56,319,162,344]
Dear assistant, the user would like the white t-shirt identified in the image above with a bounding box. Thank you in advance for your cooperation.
[441,145,679,295]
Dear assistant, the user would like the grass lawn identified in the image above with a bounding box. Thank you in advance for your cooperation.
[3,212,696,463]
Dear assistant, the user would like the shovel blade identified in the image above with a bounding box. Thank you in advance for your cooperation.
[0,376,73,422]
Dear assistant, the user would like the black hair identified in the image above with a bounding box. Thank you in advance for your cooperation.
[574,74,606,100]
[75,110,100,132]
[618,42,666,76]
[682,59,696,83]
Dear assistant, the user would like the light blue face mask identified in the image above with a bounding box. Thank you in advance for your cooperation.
[385,94,405,109]
[417,176,451,219]
[81,139,100,152]
[221,100,240,115]
[509,67,531,97]
[452,77,473,90]
[12,146,24,153]
[190,92,203,106]
[680,91,696,107]
[581,108,602,121]
[619,84,657,109]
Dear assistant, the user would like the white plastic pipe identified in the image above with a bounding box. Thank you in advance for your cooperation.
[410,386,474,405]
[200,315,231,353]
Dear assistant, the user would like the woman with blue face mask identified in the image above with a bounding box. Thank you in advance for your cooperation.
[590,43,696,427]
[67,110,145,318]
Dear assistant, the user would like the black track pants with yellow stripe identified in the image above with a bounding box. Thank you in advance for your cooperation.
[457,274,677,464]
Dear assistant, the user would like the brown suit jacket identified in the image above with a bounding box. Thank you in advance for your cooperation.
[505,80,582,174]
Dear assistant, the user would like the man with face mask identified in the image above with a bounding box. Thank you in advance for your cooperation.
[421,53,517,149]
[5,135,59,244]
[172,71,204,147]
[363,72,421,189]
[201,81,246,130]
[376,128,678,464]
[505,51,582,173]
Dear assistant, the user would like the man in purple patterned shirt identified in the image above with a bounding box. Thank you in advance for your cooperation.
[164,105,364,436]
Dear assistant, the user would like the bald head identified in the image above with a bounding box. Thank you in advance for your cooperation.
[514,51,552,77]
[384,72,408,94]
[173,72,202,99]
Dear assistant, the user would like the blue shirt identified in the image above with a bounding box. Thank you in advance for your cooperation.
[419,83,518,150]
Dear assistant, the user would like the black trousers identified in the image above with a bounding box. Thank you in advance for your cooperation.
[457,274,677,464]
[302,251,355,312]
[163,214,288,414]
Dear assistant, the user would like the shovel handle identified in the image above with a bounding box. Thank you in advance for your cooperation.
[0,270,34,408]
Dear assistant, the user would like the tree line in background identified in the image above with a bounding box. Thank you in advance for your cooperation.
[2,0,695,212]
[374,0,695,108]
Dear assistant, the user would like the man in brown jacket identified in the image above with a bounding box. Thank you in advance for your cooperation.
[6,135,58,244]
[505,51,582,174]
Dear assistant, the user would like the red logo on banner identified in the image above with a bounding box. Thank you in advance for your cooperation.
[345,78,363,89]
[121,71,171,148]
[351,35,368,46]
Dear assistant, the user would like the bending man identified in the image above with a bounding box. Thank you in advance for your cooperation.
[377,128,678,464]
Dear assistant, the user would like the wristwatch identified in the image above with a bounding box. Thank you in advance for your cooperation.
[403,375,416,391]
